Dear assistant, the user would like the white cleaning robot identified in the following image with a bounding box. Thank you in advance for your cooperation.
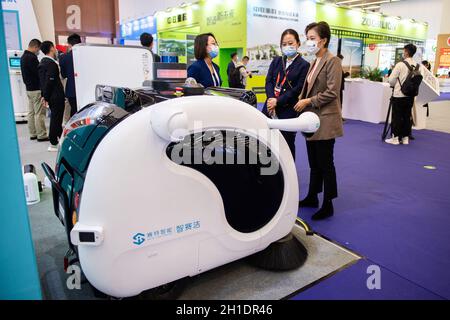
[42,70,319,299]
[69,95,319,298]
[43,86,320,298]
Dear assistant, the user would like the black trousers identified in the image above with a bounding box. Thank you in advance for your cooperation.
[49,100,65,146]
[281,131,297,160]
[306,139,338,201]
[68,97,78,117]
[391,97,414,139]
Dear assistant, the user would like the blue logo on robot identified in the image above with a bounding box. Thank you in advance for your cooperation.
[133,233,146,245]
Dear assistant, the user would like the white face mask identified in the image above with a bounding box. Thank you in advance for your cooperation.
[305,40,320,55]
[282,45,298,58]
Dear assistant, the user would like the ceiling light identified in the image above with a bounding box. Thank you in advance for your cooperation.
[365,5,381,10]
[336,0,363,4]
[349,0,399,8]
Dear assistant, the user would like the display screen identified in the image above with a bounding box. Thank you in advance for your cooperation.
[79,232,95,243]
[156,69,187,79]
[9,57,21,68]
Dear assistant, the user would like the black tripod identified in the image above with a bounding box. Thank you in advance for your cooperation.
[381,93,394,141]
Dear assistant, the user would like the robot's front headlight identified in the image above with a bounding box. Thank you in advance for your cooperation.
[61,102,116,139]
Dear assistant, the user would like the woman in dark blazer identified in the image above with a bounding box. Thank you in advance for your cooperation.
[187,33,222,88]
[294,21,344,221]
[263,29,310,158]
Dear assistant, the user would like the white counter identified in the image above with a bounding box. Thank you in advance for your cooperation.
[342,79,392,124]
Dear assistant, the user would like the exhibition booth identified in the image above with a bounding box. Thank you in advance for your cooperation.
[316,3,428,74]
[119,1,434,109]
[119,0,317,96]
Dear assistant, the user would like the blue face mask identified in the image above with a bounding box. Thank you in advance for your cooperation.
[282,45,298,58]
[208,45,219,59]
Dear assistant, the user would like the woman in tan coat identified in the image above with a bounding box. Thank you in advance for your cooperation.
[294,21,343,221]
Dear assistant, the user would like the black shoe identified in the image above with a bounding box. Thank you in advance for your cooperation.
[30,136,37,141]
[299,194,319,208]
[312,200,334,221]
[37,137,50,142]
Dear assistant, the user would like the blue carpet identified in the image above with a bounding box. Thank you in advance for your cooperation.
[293,120,450,299]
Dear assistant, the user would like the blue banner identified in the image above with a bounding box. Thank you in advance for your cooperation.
[121,15,157,41]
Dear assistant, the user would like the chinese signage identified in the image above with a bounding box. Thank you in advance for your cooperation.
[156,5,198,31]
[167,12,188,25]
[132,220,201,246]
[252,6,300,22]
[206,9,235,26]
[316,3,428,40]
[156,0,247,49]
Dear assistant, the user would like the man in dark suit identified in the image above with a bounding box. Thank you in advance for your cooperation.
[140,33,161,62]
[227,52,238,86]
[60,33,81,117]
[38,41,65,152]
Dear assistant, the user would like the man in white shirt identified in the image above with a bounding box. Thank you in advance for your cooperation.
[386,44,423,146]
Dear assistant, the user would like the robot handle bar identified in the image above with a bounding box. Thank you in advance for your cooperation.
[267,112,320,133]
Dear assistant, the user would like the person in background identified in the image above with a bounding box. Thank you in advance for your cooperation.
[263,29,310,158]
[237,56,252,88]
[336,53,349,111]
[387,64,394,77]
[21,39,49,142]
[227,52,238,86]
[187,33,222,88]
[140,32,161,62]
[229,56,252,89]
[295,21,343,221]
[38,41,65,152]
[60,33,82,118]
[386,44,422,146]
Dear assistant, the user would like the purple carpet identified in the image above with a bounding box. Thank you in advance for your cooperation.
[293,120,450,300]
[290,259,442,300]
[434,92,450,101]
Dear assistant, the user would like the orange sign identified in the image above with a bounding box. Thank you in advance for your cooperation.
[434,34,450,73]
[439,48,450,67]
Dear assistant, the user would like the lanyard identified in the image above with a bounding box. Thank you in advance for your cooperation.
[274,70,289,98]
[212,70,219,86]
[208,62,220,87]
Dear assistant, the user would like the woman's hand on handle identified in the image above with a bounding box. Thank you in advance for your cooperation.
[267,98,278,116]
[294,98,311,113]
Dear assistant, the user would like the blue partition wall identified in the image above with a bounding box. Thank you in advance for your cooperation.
[0,6,42,299]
